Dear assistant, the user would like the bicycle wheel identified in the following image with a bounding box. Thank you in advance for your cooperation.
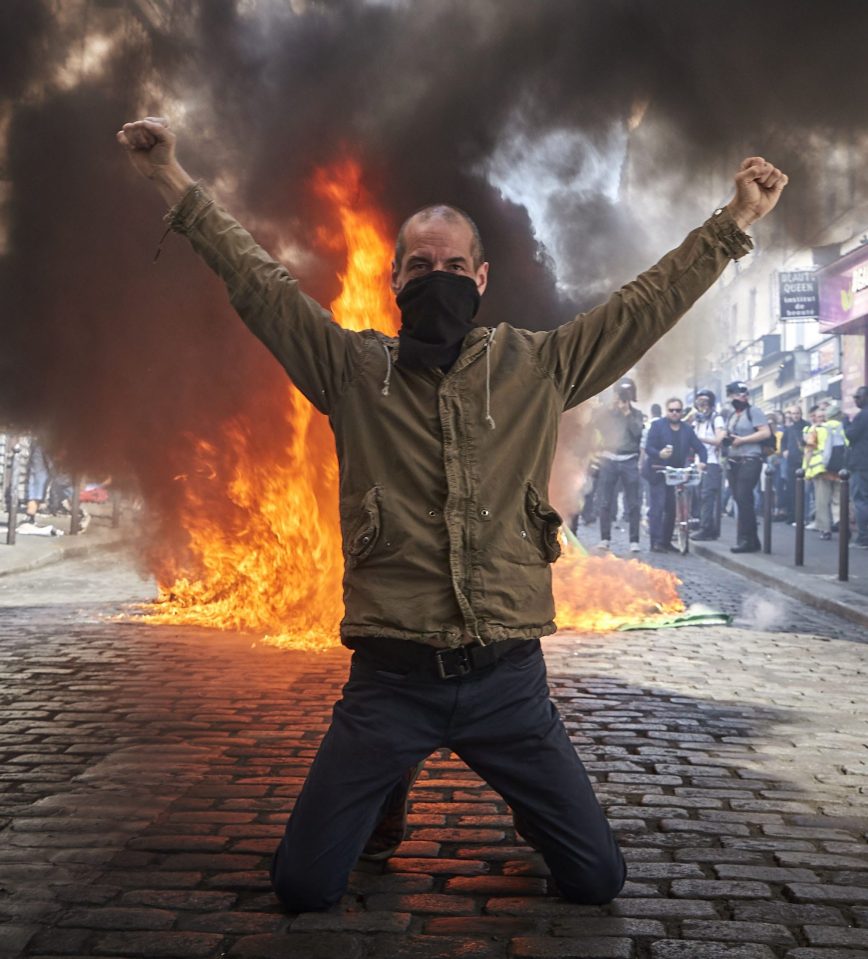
[675,487,689,554]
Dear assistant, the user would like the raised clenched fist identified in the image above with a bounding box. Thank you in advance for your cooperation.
[728,157,789,231]
[116,117,193,205]
[116,117,176,180]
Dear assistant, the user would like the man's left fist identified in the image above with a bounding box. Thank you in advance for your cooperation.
[728,157,789,231]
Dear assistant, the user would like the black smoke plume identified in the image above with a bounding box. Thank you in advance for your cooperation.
[1,0,867,549]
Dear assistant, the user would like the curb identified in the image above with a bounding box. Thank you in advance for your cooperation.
[691,542,868,631]
[0,534,129,578]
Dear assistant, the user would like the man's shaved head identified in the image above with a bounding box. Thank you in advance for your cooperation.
[394,204,485,271]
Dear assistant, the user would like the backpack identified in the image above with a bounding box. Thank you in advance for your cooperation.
[729,407,776,457]
[822,420,848,473]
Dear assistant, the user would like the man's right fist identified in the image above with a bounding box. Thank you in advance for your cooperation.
[116,117,176,180]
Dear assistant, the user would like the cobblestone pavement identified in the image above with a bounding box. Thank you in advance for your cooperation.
[0,552,866,959]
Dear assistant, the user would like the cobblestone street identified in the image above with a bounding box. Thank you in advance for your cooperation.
[0,550,866,959]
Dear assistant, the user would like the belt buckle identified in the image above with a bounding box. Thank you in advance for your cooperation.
[435,645,472,680]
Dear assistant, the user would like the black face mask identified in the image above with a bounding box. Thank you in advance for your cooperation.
[731,397,749,411]
[396,271,481,370]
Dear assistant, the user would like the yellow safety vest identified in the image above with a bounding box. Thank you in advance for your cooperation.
[804,424,828,479]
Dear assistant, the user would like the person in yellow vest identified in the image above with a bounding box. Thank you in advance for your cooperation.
[801,406,820,527]
[804,404,848,540]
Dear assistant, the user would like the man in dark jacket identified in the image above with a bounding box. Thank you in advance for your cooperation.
[845,386,868,548]
[781,404,808,524]
[643,398,708,551]
[117,116,787,913]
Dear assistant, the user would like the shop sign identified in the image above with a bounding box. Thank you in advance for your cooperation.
[779,270,819,318]
[820,246,868,330]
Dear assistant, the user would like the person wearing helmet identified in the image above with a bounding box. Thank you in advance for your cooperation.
[686,389,726,540]
[723,381,772,552]
[845,386,868,548]
[592,377,644,552]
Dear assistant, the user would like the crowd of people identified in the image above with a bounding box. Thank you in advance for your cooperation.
[576,381,868,555]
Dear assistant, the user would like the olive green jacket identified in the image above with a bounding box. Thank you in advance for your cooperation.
[167,186,751,648]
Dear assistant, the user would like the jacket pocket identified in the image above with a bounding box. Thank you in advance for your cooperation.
[525,483,563,563]
[346,486,382,568]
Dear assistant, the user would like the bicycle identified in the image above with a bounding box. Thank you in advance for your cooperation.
[661,464,703,554]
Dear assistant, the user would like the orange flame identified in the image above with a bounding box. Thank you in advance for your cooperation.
[140,158,683,647]
[312,160,400,334]
[554,549,684,632]
[141,159,396,649]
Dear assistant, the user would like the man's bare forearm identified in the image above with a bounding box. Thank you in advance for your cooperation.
[116,118,194,207]
[151,160,196,208]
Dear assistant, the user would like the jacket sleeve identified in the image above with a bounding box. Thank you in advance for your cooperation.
[643,421,664,481]
[845,409,868,444]
[645,421,664,458]
[165,183,365,415]
[629,410,645,444]
[529,208,753,411]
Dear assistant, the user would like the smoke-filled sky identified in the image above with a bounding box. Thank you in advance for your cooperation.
[2,0,868,506]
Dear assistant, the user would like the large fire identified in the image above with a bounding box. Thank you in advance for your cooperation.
[554,549,683,632]
[141,159,683,647]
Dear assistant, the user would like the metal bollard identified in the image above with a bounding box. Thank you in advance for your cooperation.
[69,476,81,536]
[794,468,805,567]
[5,442,21,546]
[111,489,121,529]
[839,470,850,582]
[762,463,774,554]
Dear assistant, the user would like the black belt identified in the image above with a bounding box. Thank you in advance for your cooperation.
[349,636,535,680]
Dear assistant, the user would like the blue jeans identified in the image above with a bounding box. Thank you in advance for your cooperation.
[727,457,763,546]
[648,480,675,547]
[698,463,722,537]
[271,640,626,911]
[597,457,641,542]
[26,444,51,502]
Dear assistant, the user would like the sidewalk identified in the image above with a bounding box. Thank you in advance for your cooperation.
[0,505,129,577]
[691,513,868,629]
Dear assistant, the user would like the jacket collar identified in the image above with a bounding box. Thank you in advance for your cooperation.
[449,326,491,375]
[389,326,491,377]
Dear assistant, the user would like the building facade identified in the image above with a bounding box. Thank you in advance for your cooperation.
[705,147,868,419]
